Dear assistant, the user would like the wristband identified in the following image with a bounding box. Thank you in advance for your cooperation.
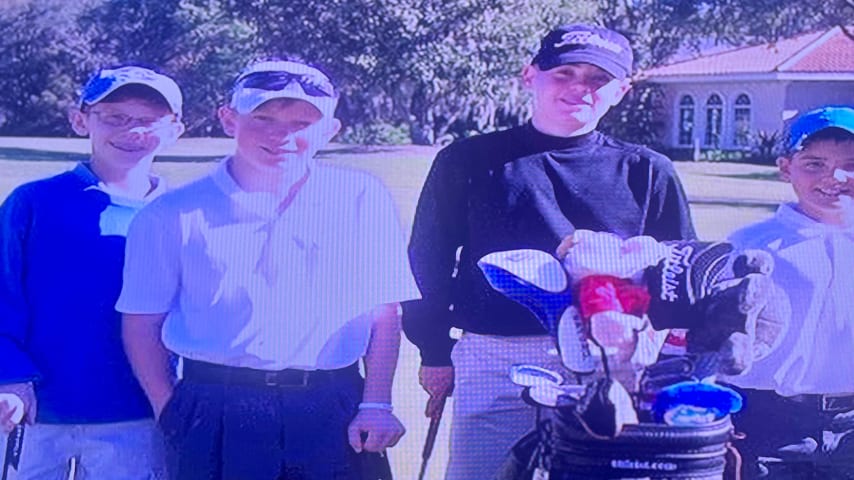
[358,402,393,412]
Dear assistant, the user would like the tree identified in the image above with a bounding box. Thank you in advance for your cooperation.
[0,0,100,135]
[2,0,849,141]
[221,0,598,144]
[79,0,258,135]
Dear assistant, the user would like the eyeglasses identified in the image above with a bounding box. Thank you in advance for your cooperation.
[87,110,176,129]
[236,71,336,98]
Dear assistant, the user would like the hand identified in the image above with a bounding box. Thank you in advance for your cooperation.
[150,388,175,422]
[752,282,790,361]
[555,234,577,260]
[347,409,406,453]
[0,383,36,433]
[419,366,454,418]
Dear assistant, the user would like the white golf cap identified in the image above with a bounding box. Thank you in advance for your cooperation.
[229,60,338,118]
[80,66,183,117]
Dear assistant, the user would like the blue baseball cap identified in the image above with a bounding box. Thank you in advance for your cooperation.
[80,66,183,118]
[532,24,634,79]
[789,106,854,151]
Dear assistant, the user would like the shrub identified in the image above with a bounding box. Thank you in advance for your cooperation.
[747,130,783,165]
[338,122,411,145]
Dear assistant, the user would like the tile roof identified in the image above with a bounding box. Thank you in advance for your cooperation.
[642,26,854,77]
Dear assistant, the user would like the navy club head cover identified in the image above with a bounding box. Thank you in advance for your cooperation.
[644,241,736,330]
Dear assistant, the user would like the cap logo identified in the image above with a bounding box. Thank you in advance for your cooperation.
[554,31,623,54]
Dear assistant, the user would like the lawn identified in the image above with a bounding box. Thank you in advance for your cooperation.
[0,137,794,479]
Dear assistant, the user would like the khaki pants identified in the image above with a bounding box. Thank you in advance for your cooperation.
[0,419,164,480]
[445,333,565,480]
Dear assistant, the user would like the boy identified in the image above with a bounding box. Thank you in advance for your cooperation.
[117,59,420,479]
[0,66,184,478]
[402,24,696,479]
[727,106,854,478]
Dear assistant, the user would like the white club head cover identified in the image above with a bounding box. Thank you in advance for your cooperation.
[590,311,647,358]
[479,249,572,334]
[609,380,639,433]
[0,393,25,424]
[478,249,568,293]
[557,306,597,374]
[632,320,671,369]
[561,230,670,280]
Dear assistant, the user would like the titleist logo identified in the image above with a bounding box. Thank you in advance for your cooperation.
[611,459,678,471]
[659,245,693,302]
[554,31,623,53]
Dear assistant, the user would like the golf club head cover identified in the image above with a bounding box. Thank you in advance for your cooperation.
[555,230,666,377]
[651,381,743,425]
[644,241,737,330]
[573,377,638,439]
[477,249,571,335]
[645,241,786,376]
[558,230,670,280]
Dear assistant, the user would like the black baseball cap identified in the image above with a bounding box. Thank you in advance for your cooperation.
[532,24,634,80]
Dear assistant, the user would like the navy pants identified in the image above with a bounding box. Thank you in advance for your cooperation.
[157,361,375,480]
[732,388,854,479]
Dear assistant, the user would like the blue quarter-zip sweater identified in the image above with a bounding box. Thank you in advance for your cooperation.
[0,163,156,423]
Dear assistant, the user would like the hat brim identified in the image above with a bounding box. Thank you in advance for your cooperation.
[82,80,182,117]
[791,123,854,151]
[535,51,629,80]
[231,88,337,118]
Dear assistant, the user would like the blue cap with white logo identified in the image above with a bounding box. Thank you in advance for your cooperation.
[80,66,183,118]
[532,24,634,79]
[789,106,854,151]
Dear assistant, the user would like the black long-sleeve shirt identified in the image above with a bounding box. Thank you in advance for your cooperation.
[401,123,697,366]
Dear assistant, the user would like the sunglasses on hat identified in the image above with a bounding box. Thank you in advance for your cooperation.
[236,70,335,98]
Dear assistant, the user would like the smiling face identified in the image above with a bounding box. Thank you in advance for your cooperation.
[522,62,631,136]
[779,136,854,224]
[70,97,183,169]
[219,98,340,179]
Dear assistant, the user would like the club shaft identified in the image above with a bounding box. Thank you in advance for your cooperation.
[417,399,446,480]
[2,425,25,480]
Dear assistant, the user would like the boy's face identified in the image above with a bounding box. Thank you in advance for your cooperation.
[522,62,630,133]
[70,99,183,167]
[218,98,340,176]
[779,138,854,224]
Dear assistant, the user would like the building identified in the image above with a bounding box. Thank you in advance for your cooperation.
[641,26,854,159]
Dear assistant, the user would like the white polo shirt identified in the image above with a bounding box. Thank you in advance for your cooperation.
[725,203,854,396]
[117,158,420,370]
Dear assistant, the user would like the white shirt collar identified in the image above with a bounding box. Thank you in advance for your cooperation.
[77,162,166,207]
[777,202,854,237]
[211,157,315,219]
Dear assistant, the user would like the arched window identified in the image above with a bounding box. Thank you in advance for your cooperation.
[733,94,751,147]
[705,94,723,147]
[678,95,695,146]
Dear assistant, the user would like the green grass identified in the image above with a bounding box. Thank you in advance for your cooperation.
[0,137,795,479]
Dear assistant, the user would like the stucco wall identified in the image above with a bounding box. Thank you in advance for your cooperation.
[783,82,854,117]
[656,81,788,150]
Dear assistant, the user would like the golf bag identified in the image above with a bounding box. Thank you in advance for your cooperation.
[498,404,740,480]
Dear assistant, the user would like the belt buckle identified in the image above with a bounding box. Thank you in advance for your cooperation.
[267,370,311,387]
[821,395,854,412]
